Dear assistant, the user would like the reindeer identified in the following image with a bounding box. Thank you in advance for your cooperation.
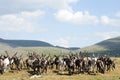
[0,56,4,74]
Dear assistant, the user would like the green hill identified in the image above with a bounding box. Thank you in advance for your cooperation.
[96,36,120,50]
[0,38,79,56]
[79,36,120,56]
[0,38,53,47]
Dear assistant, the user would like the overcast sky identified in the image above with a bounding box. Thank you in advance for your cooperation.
[0,0,120,48]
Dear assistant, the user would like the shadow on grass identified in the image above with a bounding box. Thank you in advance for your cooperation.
[52,70,59,73]
[57,72,71,76]
[53,70,97,76]
[27,71,35,75]
[52,70,72,76]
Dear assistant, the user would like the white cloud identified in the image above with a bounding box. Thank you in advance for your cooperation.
[51,38,70,48]
[46,0,72,11]
[21,10,45,19]
[67,0,78,3]
[54,9,99,25]
[101,16,109,24]
[0,10,45,33]
[101,16,120,26]
[115,12,120,17]
[96,31,120,40]
[0,0,78,14]
[54,9,120,26]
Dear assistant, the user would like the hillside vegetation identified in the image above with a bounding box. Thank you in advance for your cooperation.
[0,46,72,57]
[79,36,120,56]
[0,38,53,47]
[16,47,71,56]
[0,36,120,56]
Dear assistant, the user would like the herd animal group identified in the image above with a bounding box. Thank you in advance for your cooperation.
[0,51,115,76]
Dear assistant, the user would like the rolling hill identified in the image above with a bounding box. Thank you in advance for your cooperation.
[0,38,80,50]
[0,38,80,56]
[79,36,120,56]
[0,38,53,47]
[55,46,80,51]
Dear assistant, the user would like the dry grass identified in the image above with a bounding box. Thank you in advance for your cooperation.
[0,58,120,80]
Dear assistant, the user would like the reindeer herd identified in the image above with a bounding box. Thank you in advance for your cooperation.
[0,51,115,76]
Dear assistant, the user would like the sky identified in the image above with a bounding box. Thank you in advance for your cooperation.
[0,0,120,48]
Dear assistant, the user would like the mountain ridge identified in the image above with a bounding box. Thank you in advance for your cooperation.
[0,38,54,47]
[0,38,80,50]
[80,36,120,56]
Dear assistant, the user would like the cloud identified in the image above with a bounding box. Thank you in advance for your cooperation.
[54,9,120,26]
[0,0,78,14]
[21,10,45,19]
[115,12,120,17]
[0,10,45,33]
[44,0,75,11]
[51,38,70,48]
[101,16,109,24]
[101,16,120,26]
[54,9,99,25]
[96,31,120,40]
[66,0,78,3]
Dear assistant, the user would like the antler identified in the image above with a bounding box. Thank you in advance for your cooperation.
[13,52,17,57]
[19,53,23,58]
[5,51,9,57]
[0,54,3,58]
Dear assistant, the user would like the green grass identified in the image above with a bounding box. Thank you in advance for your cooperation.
[77,36,120,57]
[0,46,73,57]
[15,47,72,56]
[79,45,108,53]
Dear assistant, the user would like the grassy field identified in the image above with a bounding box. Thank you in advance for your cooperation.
[79,45,109,53]
[0,47,73,57]
[17,47,71,56]
[0,58,120,80]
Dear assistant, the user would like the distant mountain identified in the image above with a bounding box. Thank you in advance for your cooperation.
[80,36,120,56]
[0,38,81,56]
[96,36,120,50]
[0,38,53,47]
[0,38,80,51]
[55,46,80,50]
